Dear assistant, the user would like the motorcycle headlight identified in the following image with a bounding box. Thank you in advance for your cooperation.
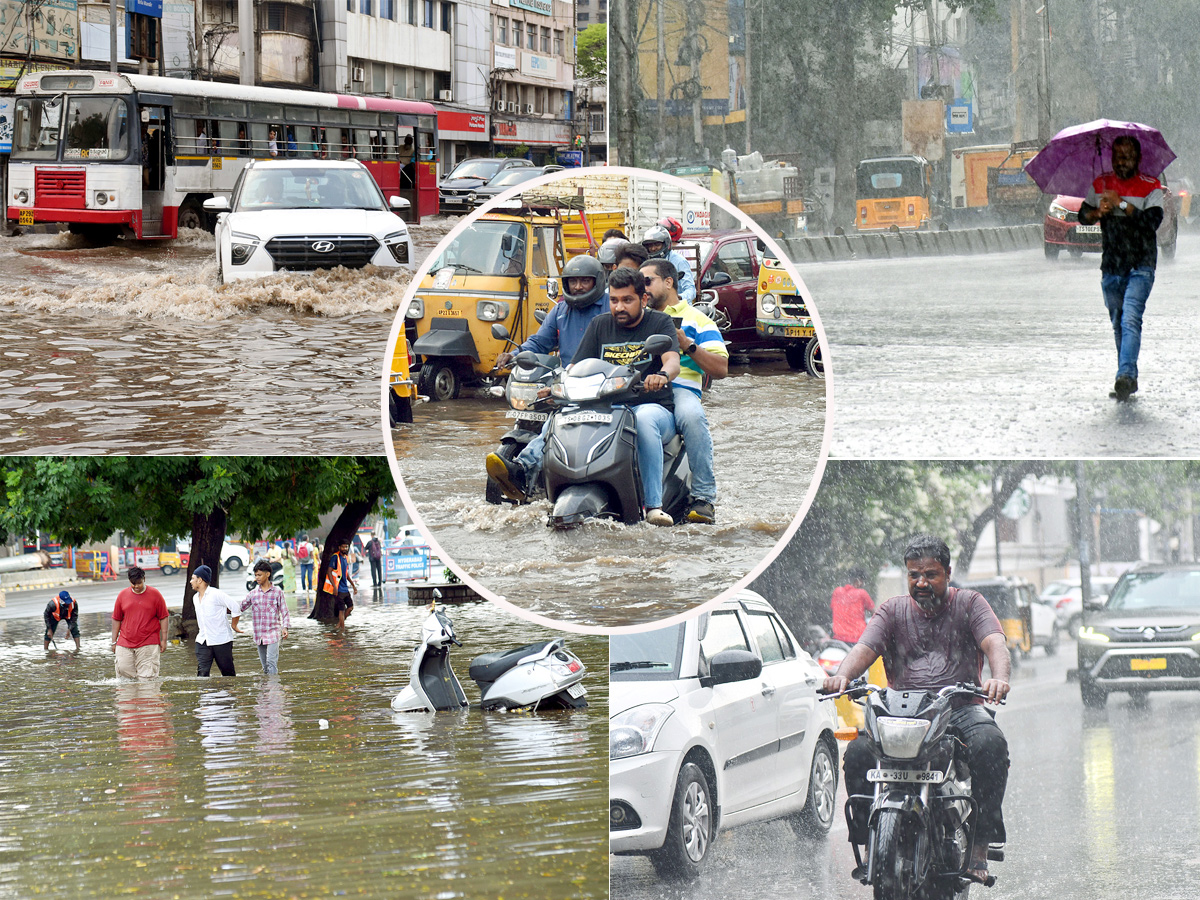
[230,231,260,265]
[761,292,777,315]
[875,717,931,759]
[610,703,674,760]
[1049,202,1071,220]
[1078,626,1110,642]
[405,297,425,319]
[506,380,543,410]
[476,300,511,322]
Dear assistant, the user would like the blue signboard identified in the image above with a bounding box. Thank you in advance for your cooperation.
[129,0,162,16]
[558,150,583,167]
[386,551,430,580]
[946,99,973,134]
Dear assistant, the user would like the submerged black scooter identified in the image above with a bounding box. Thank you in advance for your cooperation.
[541,333,691,529]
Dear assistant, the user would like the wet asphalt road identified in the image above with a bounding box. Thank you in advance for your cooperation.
[806,233,1200,458]
[610,638,1200,900]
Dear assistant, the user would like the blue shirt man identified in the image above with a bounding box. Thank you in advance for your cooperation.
[516,290,608,364]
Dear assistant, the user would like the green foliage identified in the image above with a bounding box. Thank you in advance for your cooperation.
[577,24,607,80]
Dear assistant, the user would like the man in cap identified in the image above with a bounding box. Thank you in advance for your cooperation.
[111,566,170,677]
[191,564,242,677]
[44,590,80,652]
[235,560,290,675]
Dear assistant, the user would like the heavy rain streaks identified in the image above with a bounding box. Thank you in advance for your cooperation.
[0,597,609,899]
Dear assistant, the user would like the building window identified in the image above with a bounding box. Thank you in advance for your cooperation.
[407,0,416,24]
[527,23,536,50]
[441,1,452,32]
[578,12,589,23]
[360,0,371,14]
[373,63,387,94]
[347,0,353,11]
[554,29,563,56]
[540,26,550,52]
[394,67,408,98]
[590,111,605,133]
[497,16,506,44]
[380,0,394,19]
[434,71,451,97]
[423,0,434,27]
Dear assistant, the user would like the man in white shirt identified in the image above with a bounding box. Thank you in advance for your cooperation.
[191,564,242,677]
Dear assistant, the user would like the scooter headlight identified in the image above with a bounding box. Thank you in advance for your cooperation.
[610,703,674,760]
[506,379,544,410]
[598,374,632,397]
[875,717,931,759]
[559,371,606,402]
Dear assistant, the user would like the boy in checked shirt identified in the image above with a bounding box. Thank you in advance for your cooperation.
[234,560,290,675]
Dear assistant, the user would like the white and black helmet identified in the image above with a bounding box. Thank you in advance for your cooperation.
[642,224,672,259]
[596,237,626,268]
[561,254,607,309]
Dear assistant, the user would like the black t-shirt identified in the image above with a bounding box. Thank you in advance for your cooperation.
[570,309,680,408]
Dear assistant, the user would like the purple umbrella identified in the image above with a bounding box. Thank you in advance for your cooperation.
[1024,119,1176,197]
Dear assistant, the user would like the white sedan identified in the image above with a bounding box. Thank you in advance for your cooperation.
[610,590,839,879]
[204,159,415,284]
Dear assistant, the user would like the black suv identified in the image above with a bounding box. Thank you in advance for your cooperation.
[439,158,534,213]
[1077,563,1200,707]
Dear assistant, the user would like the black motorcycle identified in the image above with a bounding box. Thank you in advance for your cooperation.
[822,682,1005,900]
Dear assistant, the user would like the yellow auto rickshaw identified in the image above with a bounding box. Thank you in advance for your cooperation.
[755,242,821,377]
[389,329,416,426]
[958,576,1035,670]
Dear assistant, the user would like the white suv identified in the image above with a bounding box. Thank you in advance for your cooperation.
[610,590,839,879]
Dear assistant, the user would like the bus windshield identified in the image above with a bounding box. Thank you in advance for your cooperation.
[63,97,131,161]
[12,96,63,159]
[429,220,526,276]
[856,160,927,200]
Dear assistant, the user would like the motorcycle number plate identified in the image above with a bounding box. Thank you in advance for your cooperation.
[566,682,587,698]
[867,768,944,784]
[559,411,613,425]
[505,410,549,421]
[1130,657,1167,671]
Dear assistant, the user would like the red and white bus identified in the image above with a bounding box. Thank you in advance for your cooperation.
[7,71,439,241]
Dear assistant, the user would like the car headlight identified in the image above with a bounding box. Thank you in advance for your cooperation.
[610,703,674,759]
[476,300,511,322]
[383,230,410,264]
[1049,202,1070,220]
[467,191,477,203]
[405,297,425,319]
[1078,626,1109,642]
[230,231,261,265]
[760,292,777,315]
[15,189,29,204]
[875,717,930,759]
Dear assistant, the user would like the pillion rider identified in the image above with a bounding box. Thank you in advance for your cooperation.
[822,534,1011,886]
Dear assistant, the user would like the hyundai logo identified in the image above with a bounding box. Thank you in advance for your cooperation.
[311,240,335,253]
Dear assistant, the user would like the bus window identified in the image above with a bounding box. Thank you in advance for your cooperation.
[284,126,299,158]
[64,96,130,161]
[13,96,62,159]
[352,128,373,160]
[176,118,211,155]
[417,129,435,162]
[249,122,272,157]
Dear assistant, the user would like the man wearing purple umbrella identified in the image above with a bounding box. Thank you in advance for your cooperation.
[1078,136,1165,402]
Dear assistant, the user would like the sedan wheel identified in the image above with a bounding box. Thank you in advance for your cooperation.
[225,556,243,571]
[650,762,712,880]
[790,739,837,837]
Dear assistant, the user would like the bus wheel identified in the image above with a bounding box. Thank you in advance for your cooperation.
[67,223,118,245]
[418,361,461,401]
[804,339,824,378]
[785,343,806,371]
[178,200,206,232]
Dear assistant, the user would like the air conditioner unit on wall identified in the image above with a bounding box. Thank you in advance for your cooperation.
[351,66,365,83]
[438,89,453,102]
[524,104,534,114]
[507,101,518,112]
[494,99,506,112]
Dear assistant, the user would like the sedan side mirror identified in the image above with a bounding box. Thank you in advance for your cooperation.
[702,270,732,288]
[706,649,763,686]
[389,196,411,210]
[203,196,230,212]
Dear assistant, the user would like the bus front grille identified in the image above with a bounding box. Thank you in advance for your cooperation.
[35,169,86,209]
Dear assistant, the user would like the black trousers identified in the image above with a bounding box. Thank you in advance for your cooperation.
[196,640,236,677]
[369,557,383,585]
[843,703,1009,845]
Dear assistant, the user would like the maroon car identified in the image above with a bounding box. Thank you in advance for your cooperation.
[679,229,776,351]
[1043,187,1177,260]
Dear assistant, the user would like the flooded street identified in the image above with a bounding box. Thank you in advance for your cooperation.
[0,220,454,454]
[390,360,828,629]
[0,593,608,898]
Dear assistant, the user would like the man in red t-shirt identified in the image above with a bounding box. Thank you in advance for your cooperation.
[110,565,170,678]
[829,568,875,642]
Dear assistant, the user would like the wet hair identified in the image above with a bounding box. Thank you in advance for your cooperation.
[903,534,952,572]
[848,566,867,583]
[640,258,677,289]
[253,559,273,575]
[128,565,145,583]
[607,266,646,297]
[1113,135,1142,160]
[602,227,627,241]
[614,242,649,268]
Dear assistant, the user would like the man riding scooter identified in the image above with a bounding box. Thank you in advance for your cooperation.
[486,254,609,502]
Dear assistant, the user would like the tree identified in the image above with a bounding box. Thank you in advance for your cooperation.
[1,457,394,629]
[577,24,607,80]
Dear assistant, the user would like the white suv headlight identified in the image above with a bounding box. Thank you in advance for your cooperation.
[610,703,674,759]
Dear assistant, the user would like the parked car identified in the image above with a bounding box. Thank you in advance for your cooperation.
[1041,576,1120,635]
[204,159,415,284]
[684,229,777,351]
[610,590,839,879]
[438,158,535,212]
[958,576,1060,661]
[176,539,251,572]
[1043,185,1178,260]
[1077,562,1200,707]
[469,165,564,208]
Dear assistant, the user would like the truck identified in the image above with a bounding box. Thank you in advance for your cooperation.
[949,142,1042,224]
[664,152,807,237]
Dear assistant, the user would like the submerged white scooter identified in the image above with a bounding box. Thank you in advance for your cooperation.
[390,602,469,712]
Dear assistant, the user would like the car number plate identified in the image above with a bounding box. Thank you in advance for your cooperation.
[444,197,463,204]
[1130,657,1167,671]
[781,325,814,338]
[18,210,34,226]
[1075,224,1101,234]
[566,682,587,698]
[867,768,944,784]
[559,411,613,425]
[505,410,549,421]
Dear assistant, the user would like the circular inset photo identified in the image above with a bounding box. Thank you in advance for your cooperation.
[384,166,830,631]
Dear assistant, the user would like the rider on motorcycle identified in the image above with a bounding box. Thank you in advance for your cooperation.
[641,224,697,304]
[823,534,1012,886]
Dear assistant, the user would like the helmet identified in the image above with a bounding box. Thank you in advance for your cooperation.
[658,217,684,243]
[596,237,626,268]
[561,254,607,309]
[642,224,672,259]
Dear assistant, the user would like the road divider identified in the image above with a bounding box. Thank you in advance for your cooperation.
[780,223,1043,264]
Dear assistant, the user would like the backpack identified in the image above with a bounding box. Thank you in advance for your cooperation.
[297,543,310,561]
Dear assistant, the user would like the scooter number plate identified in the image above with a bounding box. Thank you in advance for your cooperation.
[559,411,613,425]
[505,410,549,421]
[867,768,944,784]
[566,682,587,698]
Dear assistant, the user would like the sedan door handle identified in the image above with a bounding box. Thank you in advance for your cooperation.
[804,676,819,686]
[760,683,777,697]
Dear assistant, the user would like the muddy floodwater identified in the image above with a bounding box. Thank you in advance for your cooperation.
[0,596,608,899]
[390,360,828,629]
[0,221,453,454]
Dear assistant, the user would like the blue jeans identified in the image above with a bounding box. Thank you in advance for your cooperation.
[633,402,677,510]
[672,386,715,503]
[515,423,548,475]
[300,562,313,590]
[256,641,281,675]
[1101,266,1155,380]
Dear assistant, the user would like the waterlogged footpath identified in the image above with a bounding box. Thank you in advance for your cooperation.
[0,594,608,899]
[0,220,454,454]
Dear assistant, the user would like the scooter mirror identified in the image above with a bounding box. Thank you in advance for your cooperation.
[491,323,511,341]
[547,278,560,300]
[432,588,443,599]
[643,333,673,356]
[515,350,540,367]
[534,308,548,324]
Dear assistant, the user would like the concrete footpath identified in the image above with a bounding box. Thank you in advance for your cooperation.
[780,223,1041,264]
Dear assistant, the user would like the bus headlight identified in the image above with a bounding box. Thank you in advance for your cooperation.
[229,232,261,265]
[15,189,29,204]
[760,292,777,315]
[476,300,510,322]
[94,191,110,206]
[405,298,425,319]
